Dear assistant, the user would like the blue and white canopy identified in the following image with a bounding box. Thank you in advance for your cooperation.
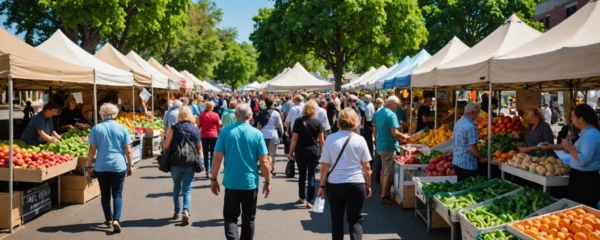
[382,49,431,89]
[372,56,413,90]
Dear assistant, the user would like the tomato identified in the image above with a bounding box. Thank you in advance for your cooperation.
[15,153,22,159]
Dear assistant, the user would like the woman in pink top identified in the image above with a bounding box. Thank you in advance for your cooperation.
[198,101,221,178]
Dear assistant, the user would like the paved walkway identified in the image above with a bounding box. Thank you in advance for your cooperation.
[4,146,449,240]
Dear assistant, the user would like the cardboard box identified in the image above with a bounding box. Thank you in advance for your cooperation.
[0,191,23,229]
[77,157,89,168]
[13,159,77,183]
[144,129,161,137]
[60,175,100,204]
[0,167,9,181]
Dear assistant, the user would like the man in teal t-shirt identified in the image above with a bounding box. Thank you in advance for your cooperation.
[373,96,410,203]
[210,103,270,240]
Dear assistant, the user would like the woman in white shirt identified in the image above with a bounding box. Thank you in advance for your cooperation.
[317,108,372,240]
[257,96,283,176]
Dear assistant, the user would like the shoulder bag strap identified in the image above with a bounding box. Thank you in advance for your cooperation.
[302,120,320,147]
[326,132,354,181]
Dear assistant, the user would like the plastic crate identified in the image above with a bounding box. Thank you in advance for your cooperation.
[414,176,458,204]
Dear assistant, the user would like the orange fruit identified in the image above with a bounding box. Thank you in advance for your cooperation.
[588,232,600,240]
[516,224,525,232]
[567,210,578,216]
[593,223,600,231]
[585,218,597,226]
[543,217,553,224]
[574,232,588,240]
[567,233,575,239]
[551,221,561,229]
[575,209,587,216]
[561,227,571,233]
[562,219,574,228]
[572,222,583,233]
[541,224,550,232]
[550,229,560,237]
[557,232,567,239]
[526,229,539,237]
[582,225,594,235]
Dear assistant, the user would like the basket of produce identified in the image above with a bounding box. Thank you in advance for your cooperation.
[507,202,599,240]
[433,179,522,223]
[415,176,489,204]
[416,125,452,147]
[459,188,555,240]
[478,133,524,163]
[477,230,520,240]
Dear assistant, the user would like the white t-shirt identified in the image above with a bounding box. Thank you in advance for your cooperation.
[317,107,331,131]
[261,110,283,143]
[321,130,372,184]
[365,103,375,121]
[285,104,303,130]
[544,107,552,125]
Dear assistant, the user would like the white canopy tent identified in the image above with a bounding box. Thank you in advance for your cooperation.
[36,30,134,87]
[239,81,260,91]
[411,37,470,88]
[147,57,182,89]
[95,44,151,87]
[491,0,600,88]
[257,67,290,90]
[126,51,169,89]
[436,15,542,87]
[267,63,334,91]
[181,70,220,92]
[356,65,390,90]
[180,70,204,90]
[342,67,376,89]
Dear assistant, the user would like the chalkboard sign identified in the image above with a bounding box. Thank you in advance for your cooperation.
[22,181,52,223]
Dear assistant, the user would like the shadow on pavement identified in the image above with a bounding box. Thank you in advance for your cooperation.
[37,223,113,235]
[140,176,171,180]
[256,202,299,211]
[137,165,157,169]
[192,219,224,228]
[120,217,176,228]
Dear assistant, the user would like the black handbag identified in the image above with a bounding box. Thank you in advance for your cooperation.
[158,147,171,173]
[285,159,296,178]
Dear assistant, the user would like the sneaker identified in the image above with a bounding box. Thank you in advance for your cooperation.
[173,213,180,220]
[182,211,190,226]
[112,220,122,233]
[295,199,305,204]
[306,202,313,209]
[104,220,112,226]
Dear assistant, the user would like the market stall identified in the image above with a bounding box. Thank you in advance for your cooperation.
[0,27,96,232]
[166,65,195,94]
[125,50,171,118]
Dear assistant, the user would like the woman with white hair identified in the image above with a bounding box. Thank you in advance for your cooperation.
[86,103,133,233]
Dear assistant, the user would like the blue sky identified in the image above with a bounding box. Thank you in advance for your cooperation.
[215,0,274,43]
[1,0,274,42]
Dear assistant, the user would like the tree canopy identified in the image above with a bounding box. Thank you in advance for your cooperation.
[251,0,429,90]
[214,42,258,91]
[419,0,544,53]
[0,0,189,53]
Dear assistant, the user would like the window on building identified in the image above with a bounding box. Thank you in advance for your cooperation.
[566,5,577,18]
[542,15,550,31]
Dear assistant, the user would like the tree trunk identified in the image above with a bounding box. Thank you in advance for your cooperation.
[333,59,345,91]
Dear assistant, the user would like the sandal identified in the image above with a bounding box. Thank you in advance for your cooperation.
[380,197,394,204]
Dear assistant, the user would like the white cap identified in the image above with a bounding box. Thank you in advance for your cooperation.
[349,95,359,101]
[386,96,400,105]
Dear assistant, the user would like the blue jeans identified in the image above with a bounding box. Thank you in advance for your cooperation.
[170,166,196,213]
[95,170,126,222]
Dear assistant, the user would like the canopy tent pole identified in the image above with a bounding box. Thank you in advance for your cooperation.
[132,86,135,118]
[568,80,574,142]
[93,83,98,125]
[434,86,438,129]
[409,86,413,133]
[151,86,154,121]
[487,82,492,179]
[8,76,14,233]
[454,90,458,124]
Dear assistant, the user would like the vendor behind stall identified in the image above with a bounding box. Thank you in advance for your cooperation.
[541,104,600,208]
[58,96,90,134]
[416,98,434,132]
[515,108,554,157]
[21,103,61,145]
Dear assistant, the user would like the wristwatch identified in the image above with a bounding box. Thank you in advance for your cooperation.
[210,178,218,182]
[319,185,326,188]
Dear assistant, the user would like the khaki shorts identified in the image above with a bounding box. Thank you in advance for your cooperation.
[378,151,395,177]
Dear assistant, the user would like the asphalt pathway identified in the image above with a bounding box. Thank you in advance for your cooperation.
[4,145,449,240]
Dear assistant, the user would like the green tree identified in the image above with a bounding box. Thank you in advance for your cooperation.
[419,0,544,53]
[214,42,258,91]
[0,0,189,53]
[250,0,428,90]
[151,0,225,79]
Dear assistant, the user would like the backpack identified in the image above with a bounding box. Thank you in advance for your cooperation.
[170,124,200,169]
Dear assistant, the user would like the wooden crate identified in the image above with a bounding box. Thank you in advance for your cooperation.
[0,191,22,230]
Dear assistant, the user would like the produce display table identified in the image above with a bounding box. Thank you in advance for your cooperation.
[414,176,456,231]
[500,163,569,192]
[392,161,427,208]
[505,199,585,240]
[433,180,523,240]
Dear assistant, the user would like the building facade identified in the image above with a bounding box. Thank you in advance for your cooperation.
[534,0,589,30]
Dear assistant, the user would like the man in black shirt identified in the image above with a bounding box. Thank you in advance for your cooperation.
[416,98,434,132]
